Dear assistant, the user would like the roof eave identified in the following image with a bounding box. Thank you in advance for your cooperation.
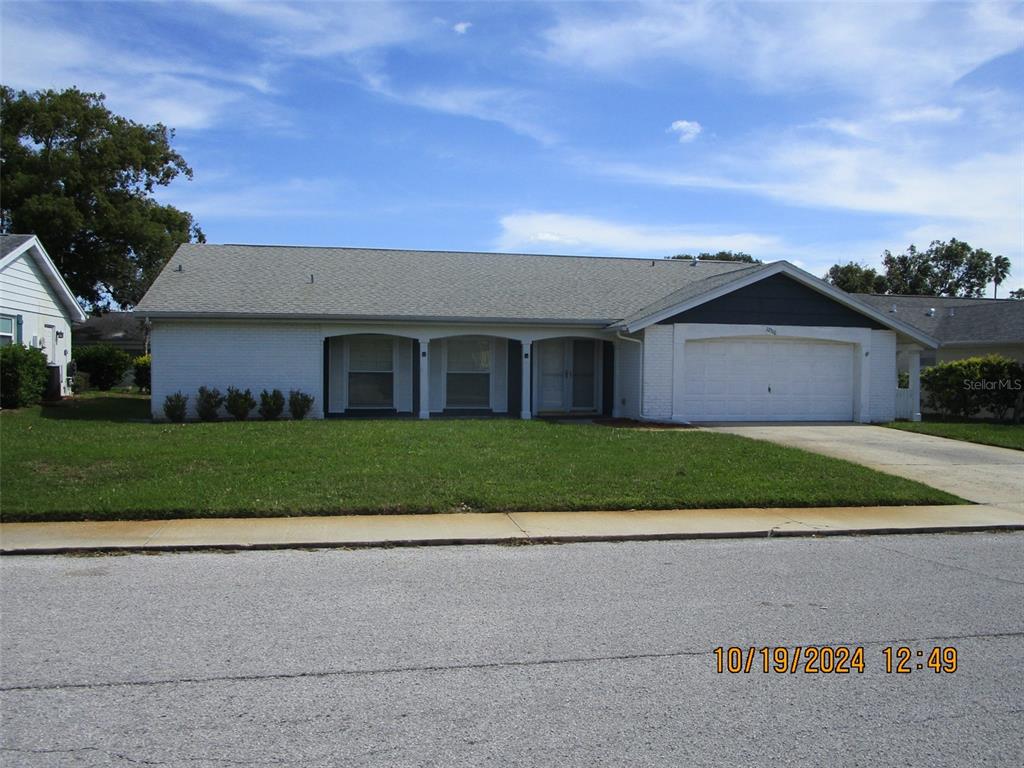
[137,310,617,327]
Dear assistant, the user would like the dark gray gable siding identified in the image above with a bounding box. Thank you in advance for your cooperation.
[657,274,886,329]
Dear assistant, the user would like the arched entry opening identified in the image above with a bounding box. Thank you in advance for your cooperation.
[324,333,416,416]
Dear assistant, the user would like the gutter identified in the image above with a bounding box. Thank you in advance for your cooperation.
[136,311,616,327]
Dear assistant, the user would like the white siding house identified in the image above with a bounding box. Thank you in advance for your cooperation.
[137,244,938,424]
[0,235,87,397]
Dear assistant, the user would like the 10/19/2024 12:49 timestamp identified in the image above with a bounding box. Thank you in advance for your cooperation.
[713,646,958,674]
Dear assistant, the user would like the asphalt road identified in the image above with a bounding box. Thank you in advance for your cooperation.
[2,533,1022,767]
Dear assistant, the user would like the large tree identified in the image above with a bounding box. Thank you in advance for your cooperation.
[668,251,761,263]
[882,239,994,297]
[1,86,203,308]
[824,262,887,293]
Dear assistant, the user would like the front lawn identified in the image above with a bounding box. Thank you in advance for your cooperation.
[0,394,963,523]
[885,420,1024,451]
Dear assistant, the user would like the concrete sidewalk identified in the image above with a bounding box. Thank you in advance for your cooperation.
[3,504,1023,554]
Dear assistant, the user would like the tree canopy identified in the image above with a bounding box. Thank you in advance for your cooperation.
[824,239,1009,298]
[1,86,203,308]
[668,251,761,263]
[824,262,888,294]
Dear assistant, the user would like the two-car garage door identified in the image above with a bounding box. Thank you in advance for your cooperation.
[681,338,855,421]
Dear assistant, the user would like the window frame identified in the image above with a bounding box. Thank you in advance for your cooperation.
[0,315,14,347]
[346,336,396,410]
[444,337,493,410]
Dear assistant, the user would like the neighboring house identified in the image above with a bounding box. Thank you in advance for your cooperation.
[73,312,149,357]
[856,294,1024,366]
[0,234,87,397]
[136,244,938,423]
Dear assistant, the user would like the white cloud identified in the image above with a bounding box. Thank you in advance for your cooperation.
[580,137,1023,274]
[668,120,702,143]
[886,106,963,124]
[495,212,782,256]
[204,0,420,58]
[0,13,271,130]
[396,86,555,144]
[158,176,348,219]
[541,2,1023,101]
[203,2,553,144]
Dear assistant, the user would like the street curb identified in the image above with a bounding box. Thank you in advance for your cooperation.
[3,523,1022,556]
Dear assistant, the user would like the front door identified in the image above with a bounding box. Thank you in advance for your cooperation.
[536,339,598,413]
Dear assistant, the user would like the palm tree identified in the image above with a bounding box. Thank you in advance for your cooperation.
[992,254,1011,298]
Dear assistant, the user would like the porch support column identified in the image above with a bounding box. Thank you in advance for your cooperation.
[418,338,430,419]
[909,348,922,422]
[520,340,532,420]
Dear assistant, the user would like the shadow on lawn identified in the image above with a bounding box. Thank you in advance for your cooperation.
[40,395,151,422]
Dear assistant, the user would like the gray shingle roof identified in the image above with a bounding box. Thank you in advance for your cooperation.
[855,294,1024,345]
[619,263,767,327]
[136,244,755,324]
[0,234,34,258]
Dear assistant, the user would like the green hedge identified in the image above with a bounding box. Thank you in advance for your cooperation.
[133,354,151,391]
[74,344,132,391]
[0,344,49,408]
[921,355,1024,421]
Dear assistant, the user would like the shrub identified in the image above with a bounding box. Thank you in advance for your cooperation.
[288,389,315,420]
[72,371,90,393]
[196,386,225,421]
[977,355,1024,422]
[225,386,257,421]
[0,344,49,408]
[163,392,188,423]
[921,355,1023,421]
[133,354,152,391]
[73,344,132,391]
[258,388,285,420]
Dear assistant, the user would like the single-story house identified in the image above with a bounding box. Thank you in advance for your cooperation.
[855,293,1024,366]
[136,244,939,423]
[73,311,149,358]
[0,234,87,397]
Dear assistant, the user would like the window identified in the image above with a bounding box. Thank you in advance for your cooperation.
[0,316,14,347]
[348,336,393,408]
[446,338,491,408]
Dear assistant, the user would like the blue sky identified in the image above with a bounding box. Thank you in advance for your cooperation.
[3,1,1023,293]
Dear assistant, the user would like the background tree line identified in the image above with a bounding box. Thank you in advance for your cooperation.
[823,240,1015,299]
[669,245,1017,299]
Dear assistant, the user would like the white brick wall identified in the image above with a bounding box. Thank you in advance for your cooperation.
[642,325,674,420]
[614,338,642,419]
[869,329,897,423]
[151,321,324,419]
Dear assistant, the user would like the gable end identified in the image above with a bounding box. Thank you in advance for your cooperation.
[656,273,886,329]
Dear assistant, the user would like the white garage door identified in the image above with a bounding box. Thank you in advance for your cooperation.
[681,339,854,421]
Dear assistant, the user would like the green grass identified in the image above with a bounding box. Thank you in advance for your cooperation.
[885,420,1024,451]
[0,393,964,523]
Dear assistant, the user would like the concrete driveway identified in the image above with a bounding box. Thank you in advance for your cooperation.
[703,424,1024,509]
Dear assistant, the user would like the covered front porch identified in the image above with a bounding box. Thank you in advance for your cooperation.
[323,331,616,419]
